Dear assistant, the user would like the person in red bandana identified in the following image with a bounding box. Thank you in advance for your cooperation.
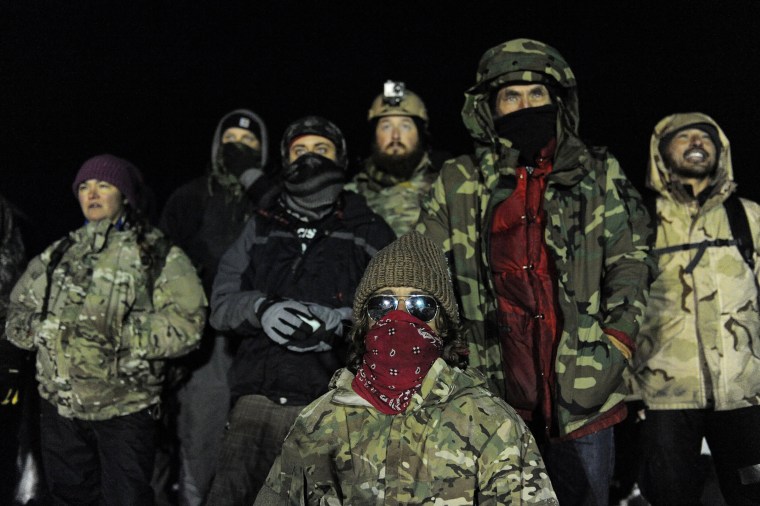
[254,231,557,505]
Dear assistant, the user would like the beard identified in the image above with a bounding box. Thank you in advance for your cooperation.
[370,141,426,179]
[668,149,717,181]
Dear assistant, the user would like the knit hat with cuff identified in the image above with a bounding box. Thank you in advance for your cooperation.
[353,231,460,327]
[72,154,139,208]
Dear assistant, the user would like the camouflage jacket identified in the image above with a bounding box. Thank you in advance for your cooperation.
[633,112,760,411]
[6,219,206,420]
[261,358,557,505]
[345,152,438,237]
[417,39,655,437]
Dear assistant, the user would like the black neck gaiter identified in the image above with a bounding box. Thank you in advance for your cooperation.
[282,153,345,221]
[494,104,558,165]
[221,142,262,177]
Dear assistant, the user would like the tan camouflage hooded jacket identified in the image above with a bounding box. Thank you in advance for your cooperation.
[260,358,558,505]
[6,219,206,420]
[417,39,655,437]
[633,112,760,411]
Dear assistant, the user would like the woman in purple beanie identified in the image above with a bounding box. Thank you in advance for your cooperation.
[5,154,207,505]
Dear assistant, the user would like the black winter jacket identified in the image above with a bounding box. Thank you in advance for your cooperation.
[210,192,395,404]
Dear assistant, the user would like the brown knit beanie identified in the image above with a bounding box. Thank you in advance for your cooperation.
[353,231,460,326]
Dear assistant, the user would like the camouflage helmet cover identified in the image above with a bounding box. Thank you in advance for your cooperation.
[368,86,429,125]
[469,38,576,94]
[463,38,580,143]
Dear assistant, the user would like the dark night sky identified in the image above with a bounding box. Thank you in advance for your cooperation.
[3,1,760,256]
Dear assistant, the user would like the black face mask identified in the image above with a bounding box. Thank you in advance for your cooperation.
[282,153,346,220]
[221,142,262,176]
[493,104,557,165]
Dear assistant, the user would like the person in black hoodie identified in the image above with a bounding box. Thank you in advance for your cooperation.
[205,116,395,505]
[158,109,278,506]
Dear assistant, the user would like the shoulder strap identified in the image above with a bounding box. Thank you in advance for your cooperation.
[650,192,755,273]
[41,236,74,319]
[723,193,755,270]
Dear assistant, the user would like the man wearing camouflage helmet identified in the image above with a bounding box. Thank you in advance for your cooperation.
[344,81,444,236]
[417,38,655,505]
[633,113,760,505]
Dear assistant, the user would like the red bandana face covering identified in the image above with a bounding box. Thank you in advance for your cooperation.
[352,310,443,415]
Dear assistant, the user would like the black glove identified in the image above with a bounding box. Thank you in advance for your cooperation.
[283,304,352,353]
[255,298,321,344]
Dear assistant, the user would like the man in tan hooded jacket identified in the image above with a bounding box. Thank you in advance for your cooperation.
[634,112,760,505]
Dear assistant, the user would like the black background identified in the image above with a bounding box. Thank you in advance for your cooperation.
[4,0,760,256]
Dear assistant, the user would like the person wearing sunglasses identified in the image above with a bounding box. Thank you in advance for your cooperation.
[254,231,557,505]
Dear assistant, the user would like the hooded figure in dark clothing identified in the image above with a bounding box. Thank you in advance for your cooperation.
[204,116,395,506]
[157,109,277,506]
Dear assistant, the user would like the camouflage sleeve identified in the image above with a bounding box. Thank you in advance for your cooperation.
[5,253,48,350]
[599,156,656,347]
[124,246,206,359]
[262,437,308,504]
[209,219,268,334]
[477,415,558,505]
[415,161,453,255]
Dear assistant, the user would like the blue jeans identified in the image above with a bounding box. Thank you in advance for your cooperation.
[541,426,615,506]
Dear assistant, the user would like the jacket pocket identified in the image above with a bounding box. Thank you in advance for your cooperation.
[561,314,627,416]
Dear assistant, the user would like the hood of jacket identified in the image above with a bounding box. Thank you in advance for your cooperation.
[647,112,735,204]
[462,38,579,155]
[209,109,269,191]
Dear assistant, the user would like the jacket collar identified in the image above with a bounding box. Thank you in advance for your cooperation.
[330,358,485,413]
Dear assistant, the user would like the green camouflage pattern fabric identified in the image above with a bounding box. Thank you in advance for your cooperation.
[262,358,557,505]
[345,153,438,237]
[6,219,206,420]
[416,38,655,436]
[633,112,760,411]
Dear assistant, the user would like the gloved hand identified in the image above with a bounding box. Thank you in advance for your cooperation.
[284,304,353,353]
[255,298,318,345]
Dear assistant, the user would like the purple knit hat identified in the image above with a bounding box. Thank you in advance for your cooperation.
[72,154,139,207]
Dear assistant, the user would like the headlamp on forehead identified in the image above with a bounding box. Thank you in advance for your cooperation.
[383,80,406,106]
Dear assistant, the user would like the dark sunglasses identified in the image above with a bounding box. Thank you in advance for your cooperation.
[366,294,439,323]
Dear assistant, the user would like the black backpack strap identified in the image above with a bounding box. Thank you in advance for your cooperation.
[41,236,73,319]
[723,193,755,270]
[647,190,755,273]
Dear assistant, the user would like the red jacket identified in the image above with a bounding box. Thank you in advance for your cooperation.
[490,143,561,436]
